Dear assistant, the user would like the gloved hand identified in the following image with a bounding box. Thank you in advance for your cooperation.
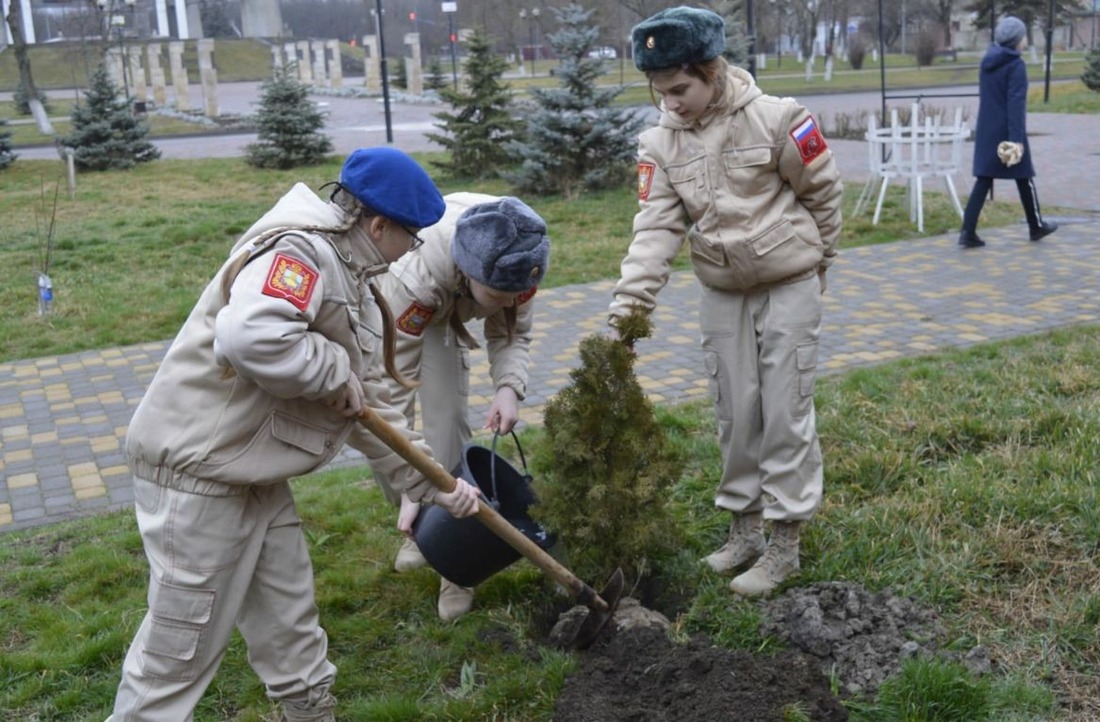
[997,141,1024,167]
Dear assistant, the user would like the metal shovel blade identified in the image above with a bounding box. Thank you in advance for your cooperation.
[568,567,626,650]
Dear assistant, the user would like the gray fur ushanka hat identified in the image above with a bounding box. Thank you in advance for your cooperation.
[452,197,550,293]
[632,6,726,72]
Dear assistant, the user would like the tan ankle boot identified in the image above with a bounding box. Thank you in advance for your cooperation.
[729,521,801,596]
[438,578,475,621]
[394,537,427,572]
[703,511,766,573]
[282,691,337,722]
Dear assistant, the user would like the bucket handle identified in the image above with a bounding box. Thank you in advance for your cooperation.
[489,430,530,503]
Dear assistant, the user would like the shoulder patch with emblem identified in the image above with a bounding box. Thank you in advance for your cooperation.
[637,162,656,200]
[262,253,318,311]
[396,301,435,336]
[790,115,828,166]
[516,286,538,306]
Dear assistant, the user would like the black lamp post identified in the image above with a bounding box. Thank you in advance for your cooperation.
[519,7,540,77]
[442,1,458,90]
[97,0,136,101]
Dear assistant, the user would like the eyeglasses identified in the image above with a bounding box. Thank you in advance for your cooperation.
[402,226,426,251]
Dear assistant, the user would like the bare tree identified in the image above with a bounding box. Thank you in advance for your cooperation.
[5,1,55,135]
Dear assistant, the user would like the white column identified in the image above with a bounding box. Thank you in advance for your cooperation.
[326,39,343,88]
[174,0,190,39]
[18,0,36,43]
[154,0,170,37]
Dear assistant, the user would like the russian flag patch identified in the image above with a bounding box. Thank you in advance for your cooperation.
[790,115,828,166]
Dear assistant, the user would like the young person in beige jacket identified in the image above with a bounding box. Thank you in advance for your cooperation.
[610,7,843,597]
[370,193,549,622]
[108,147,480,722]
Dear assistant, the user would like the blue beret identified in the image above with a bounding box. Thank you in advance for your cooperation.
[339,147,445,228]
[632,6,725,72]
[453,197,550,293]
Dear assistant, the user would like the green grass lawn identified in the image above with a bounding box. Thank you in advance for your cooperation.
[0,155,1027,364]
[2,326,1097,720]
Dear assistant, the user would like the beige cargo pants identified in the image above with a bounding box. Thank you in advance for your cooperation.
[700,275,824,521]
[108,476,336,721]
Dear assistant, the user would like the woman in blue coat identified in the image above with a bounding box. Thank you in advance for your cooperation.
[959,16,1057,248]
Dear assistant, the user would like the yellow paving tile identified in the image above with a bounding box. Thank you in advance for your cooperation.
[0,404,24,419]
[7,472,38,489]
[2,425,29,440]
[5,449,32,463]
[68,461,99,477]
[72,474,104,491]
[31,431,60,444]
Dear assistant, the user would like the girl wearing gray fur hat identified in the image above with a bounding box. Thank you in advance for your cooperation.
[958,15,1057,248]
[609,6,843,598]
[366,192,550,622]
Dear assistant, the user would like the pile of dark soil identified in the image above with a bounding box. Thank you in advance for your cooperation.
[551,581,966,722]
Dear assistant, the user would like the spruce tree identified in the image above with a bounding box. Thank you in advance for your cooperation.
[712,0,753,69]
[426,28,520,179]
[1083,47,1100,93]
[0,119,16,170]
[60,64,160,171]
[245,64,334,170]
[425,56,448,92]
[529,313,683,591]
[502,4,646,198]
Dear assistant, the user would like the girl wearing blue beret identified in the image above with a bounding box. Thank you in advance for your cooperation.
[106,147,481,722]
[609,6,844,597]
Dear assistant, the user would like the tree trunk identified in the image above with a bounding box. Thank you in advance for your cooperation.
[5,1,56,135]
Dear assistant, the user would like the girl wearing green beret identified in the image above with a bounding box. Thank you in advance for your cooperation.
[609,6,844,597]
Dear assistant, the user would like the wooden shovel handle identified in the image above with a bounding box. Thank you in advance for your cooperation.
[358,405,607,611]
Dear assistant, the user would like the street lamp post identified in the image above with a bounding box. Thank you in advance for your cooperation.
[442,1,458,90]
[518,7,539,77]
[97,0,137,102]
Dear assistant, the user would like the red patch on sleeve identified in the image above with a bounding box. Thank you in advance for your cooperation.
[396,301,435,336]
[516,286,538,306]
[637,162,656,200]
[262,253,318,311]
[790,115,828,166]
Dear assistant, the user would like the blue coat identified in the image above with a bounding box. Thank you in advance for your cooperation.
[972,44,1035,179]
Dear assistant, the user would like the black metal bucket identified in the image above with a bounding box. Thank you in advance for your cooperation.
[412,432,556,587]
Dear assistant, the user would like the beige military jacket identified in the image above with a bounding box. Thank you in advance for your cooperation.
[611,65,843,321]
[124,183,441,503]
[379,192,535,418]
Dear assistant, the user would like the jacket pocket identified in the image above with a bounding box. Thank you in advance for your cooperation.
[746,220,823,286]
[194,409,343,483]
[723,146,773,195]
[666,156,708,218]
[687,225,727,267]
[142,583,214,681]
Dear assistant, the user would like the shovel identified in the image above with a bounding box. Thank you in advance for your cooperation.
[358,405,624,649]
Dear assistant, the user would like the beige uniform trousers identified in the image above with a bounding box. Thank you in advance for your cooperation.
[701,275,824,521]
[109,476,335,721]
[376,323,472,504]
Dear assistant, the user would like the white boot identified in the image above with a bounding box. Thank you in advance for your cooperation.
[729,521,801,597]
[394,537,427,572]
[703,511,766,573]
[282,691,337,722]
[437,577,475,622]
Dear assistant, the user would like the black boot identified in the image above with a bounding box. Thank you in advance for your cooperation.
[958,230,985,248]
[1030,221,1058,242]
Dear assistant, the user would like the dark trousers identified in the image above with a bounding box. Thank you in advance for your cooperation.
[962,176,1045,233]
